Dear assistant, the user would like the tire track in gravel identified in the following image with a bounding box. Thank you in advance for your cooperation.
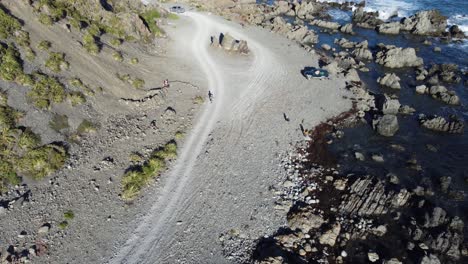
[109,11,283,264]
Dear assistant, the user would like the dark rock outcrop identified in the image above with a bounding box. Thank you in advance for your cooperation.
[419,115,464,133]
[375,45,423,68]
[401,10,447,36]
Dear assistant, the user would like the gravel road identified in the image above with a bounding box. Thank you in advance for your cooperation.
[108,10,353,264]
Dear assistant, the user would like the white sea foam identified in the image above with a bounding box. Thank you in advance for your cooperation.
[318,0,416,20]
[448,14,468,33]
[328,9,351,22]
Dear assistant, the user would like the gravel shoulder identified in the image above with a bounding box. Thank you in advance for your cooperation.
[108,10,353,264]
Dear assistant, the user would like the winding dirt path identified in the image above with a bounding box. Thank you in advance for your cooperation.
[109,11,280,264]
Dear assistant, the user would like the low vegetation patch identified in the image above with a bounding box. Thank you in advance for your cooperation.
[121,141,177,201]
[37,40,52,51]
[0,5,21,39]
[110,38,122,46]
[17,144,67,180]
[167,13,179,20]
[130,57,139,65]
[24,47,36,61]
[49,113,69,132]
[69,77,95,96]
[63,210,74,220]
[15,30,30,47]
[82,32,100,55]
[0,43,26,83]
[76,119,97,134]
[116,73,145,89]
[140,9,164,37]
[175,131,185,140]
[193,95,204,105]
[45,52,69,72]
[112,51,123,62]
[27,73,66,109]
[38,14,53,26]
[132,78,145,89]
[67,91,86,106]
[0,91,68,189]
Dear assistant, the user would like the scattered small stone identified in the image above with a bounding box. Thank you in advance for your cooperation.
[355,152,365,161]
[372,154,384,162]
[38,224,50,234]
[368,252,380,262]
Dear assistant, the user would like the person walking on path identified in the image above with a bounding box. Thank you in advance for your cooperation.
[208,90,213,103]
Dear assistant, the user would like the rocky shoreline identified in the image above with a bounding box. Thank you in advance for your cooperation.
[186,0,467,263]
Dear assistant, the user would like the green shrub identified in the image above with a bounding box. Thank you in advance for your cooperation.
[76,119,96,134]
[129,152,144,163]
[69,78,83,87]
[17,144,67,180]
[116,73,131,82]
[193,95,204,105]
[112,51,123,62]
[154,142,177,159]
[167,13,179,20]
[87,23,101,37]
[18,129,41,150]
[175,131,185,140]
[110,38,122,46]
[0,106,15,130]
[0,44,24,82]
[38,14,53,26]
[82,32,99,54]
[121,141,177,200]
[140,9,164,36]
[17,74,34,87]
[0,160,21,192]
[132,78,145,89]
[15,30,30,47]
[37,40,52,51]
[121,157,166,200]
[67,91,86,106]
[0,5,22,39]
[63,210,74,220]
[24,47,36,61]
[45,52,69,72]
[58,221,68,229]
[130,58,139,65]
[49,113,69,132]
[28,74,65,109]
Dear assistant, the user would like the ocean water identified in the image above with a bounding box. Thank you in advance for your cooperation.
[317,0,468,30]
[257,0,468,221]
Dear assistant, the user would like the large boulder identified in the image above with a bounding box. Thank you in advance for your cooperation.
[295,1,319,19]
[215,33,249,54]
[376,22,401,35]
[419,115,464,134]
[377,73,401,89]
[429,85,460,105]
[352,7,383,28]
[352,40,373,60]
[288,209,325,233]
[447,25,466,39]
[116,13,152,39]
[375,45,423,68]
[401,10,447,36]
[373,114,399,137]
[340,23,354,34]
[285,25,318,44]
[319,223,341,246]
[310,19,341,30]
[379,95,401,114]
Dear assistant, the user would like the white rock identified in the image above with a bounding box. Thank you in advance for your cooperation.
[368,252,380,262]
